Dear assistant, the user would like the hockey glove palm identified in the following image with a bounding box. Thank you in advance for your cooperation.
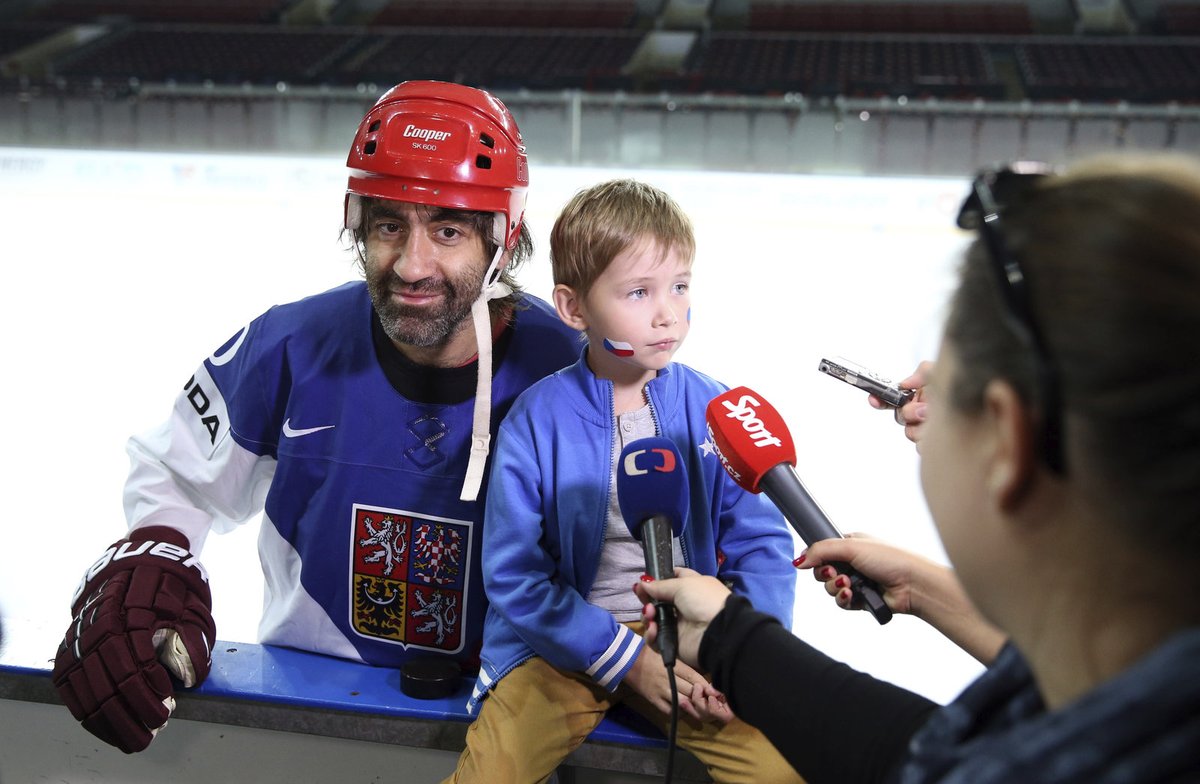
[52,526,216,753]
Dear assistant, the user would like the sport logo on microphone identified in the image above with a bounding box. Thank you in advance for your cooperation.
[717,394,783,449]
[622,447,677,477]
[705,387,797,494]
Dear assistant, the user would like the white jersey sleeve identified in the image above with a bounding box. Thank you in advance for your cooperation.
[123,359,276,554]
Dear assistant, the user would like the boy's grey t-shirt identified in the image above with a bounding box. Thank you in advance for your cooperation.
[586,404,685,621]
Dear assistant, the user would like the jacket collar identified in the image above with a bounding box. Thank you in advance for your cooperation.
[558,346,677,426]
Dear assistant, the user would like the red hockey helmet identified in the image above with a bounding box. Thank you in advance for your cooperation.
[345,81,529,250]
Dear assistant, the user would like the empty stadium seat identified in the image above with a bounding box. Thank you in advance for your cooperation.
[25,0,289,25]
[367,0,640,29]
[691,32,1005,99]
[745,2,1032,35]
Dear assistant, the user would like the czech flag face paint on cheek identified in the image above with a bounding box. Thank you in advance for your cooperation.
[604,338,635,357]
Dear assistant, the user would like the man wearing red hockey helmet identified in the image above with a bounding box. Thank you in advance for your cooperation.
[51,81,581,753]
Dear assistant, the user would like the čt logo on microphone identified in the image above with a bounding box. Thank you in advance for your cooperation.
[719,394,784,449]
[622,448,677,476]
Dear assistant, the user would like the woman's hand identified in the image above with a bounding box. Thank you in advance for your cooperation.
[798,535,1007,665]
[870,361,932,445]
[634,568,731,670]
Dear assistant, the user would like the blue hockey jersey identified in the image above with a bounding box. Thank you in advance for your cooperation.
[123,281,580,669]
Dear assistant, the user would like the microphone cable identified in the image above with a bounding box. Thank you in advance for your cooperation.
[664,659,678,784]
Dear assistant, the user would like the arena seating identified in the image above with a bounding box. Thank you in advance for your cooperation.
[335,27,644,90]
[1156,2,1200,35]
[1015,39,1200,102]
[52,24,362,85]
[23,0,290,24]
[366,0,642,29]
[743,1,1033,35]
[3,1,1198,104]
[0,22,64,58]
[692,33,1006,99]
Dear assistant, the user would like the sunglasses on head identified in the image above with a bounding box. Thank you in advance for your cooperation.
[956,163,1066,475]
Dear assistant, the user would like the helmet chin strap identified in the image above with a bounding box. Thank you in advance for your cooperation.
[460,233,512,502]
[348,196,509,502]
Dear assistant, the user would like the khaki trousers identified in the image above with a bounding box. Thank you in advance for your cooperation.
[444,627,803,784]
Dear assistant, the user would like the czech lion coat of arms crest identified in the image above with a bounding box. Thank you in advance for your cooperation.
[350,503,471,653]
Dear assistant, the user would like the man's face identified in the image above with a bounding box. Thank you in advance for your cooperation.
[362,200,491,349]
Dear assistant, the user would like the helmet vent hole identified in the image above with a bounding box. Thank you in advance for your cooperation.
[368,120,381,133]
[475,155,492,170]
[479,133,495,148]
[364,141,377,155]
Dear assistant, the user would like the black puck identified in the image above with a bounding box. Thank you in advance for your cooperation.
[400,658,461,699]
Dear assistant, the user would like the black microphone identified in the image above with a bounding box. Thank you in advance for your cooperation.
[705,387,893,625]
[617,437,688,667]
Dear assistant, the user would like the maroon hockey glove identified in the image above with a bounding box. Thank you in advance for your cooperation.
[52,526,216,753]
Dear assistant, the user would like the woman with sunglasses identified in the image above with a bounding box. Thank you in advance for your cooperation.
[635,153,1200,784]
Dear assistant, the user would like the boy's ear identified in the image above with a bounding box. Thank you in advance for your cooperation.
[553,284,589,331]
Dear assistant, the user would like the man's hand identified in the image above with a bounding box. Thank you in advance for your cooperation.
[52,526,216,753]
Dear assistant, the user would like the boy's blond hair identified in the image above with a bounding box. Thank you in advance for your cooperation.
[550,179,695,295]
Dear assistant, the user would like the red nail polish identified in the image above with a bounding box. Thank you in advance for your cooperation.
[639,574,654,582]
[792,555,806,567]
[836,576,849,589]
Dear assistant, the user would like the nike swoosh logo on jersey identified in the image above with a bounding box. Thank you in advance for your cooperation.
[282,419,336,438]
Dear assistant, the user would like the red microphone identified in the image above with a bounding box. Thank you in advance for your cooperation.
[705,387,892,625]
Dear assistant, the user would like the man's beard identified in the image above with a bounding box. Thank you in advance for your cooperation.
[366,262,485,348]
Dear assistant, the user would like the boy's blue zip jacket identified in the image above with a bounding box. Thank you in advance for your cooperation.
[468,352,796,712]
